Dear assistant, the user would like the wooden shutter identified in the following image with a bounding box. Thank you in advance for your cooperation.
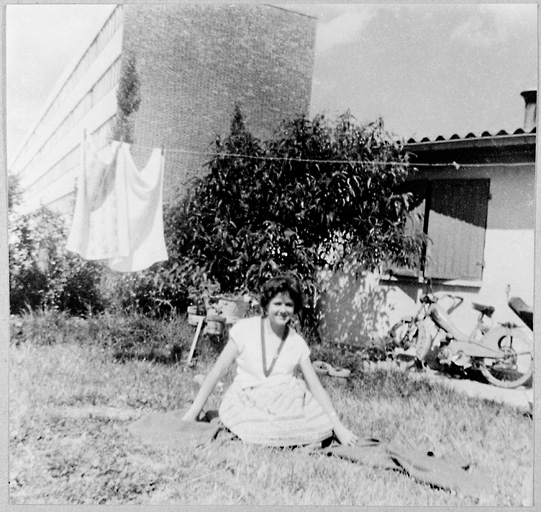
[388,180,428,277]
[425,179,489,280]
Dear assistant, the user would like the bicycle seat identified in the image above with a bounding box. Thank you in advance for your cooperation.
[471,302,495,317]
[508,296,533,330]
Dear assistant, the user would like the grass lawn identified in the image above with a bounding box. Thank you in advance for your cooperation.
[9,310,533,505]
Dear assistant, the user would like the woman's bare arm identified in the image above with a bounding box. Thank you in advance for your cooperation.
[181,339,238,421]
[300,357,358,446]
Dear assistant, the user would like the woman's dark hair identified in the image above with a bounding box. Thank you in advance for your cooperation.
[260,274,304,314]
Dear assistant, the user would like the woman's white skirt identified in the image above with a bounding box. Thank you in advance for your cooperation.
[219,376,333,446]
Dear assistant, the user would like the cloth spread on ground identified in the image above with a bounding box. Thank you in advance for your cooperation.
[320,438,493,500]
[127,408,492,499]
[127,408,223,449]
[66,136,168,272]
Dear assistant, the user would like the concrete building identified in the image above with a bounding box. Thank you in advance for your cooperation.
[320,90,536,343]
[9,4,316,215]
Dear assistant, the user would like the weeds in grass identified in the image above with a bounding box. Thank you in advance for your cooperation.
[9,310,533,505]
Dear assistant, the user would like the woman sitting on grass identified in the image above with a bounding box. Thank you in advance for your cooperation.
[182,274,358,447]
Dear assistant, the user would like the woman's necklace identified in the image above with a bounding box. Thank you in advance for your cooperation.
[261,318,288,378]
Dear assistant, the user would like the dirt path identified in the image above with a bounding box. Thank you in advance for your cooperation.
[410,371,533,413]
[361,360,533,413]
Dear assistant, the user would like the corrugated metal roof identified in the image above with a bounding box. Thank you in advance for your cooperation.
[406,126,536,144]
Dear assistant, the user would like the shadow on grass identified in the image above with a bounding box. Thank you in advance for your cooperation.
[112,333,226,366]
[112,345,185,365]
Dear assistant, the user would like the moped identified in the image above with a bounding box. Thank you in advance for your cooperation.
[389,290,533,389]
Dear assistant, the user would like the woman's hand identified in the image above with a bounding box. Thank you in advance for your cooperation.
[181,410,198,422]
[299,359,359,447]
[181,340,238,423]
[333,423,358,446]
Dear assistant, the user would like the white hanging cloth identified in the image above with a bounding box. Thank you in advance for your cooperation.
[108,143,168,272]
[67,135,168,272]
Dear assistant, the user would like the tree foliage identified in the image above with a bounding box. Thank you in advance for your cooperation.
[165,107,424,324]
[9,207,106,316]
[8,173,23,213]
[111,52,141,144]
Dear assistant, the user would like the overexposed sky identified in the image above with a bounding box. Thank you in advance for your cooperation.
[6,4,117,162]
[299,3,537,138]
[6,3,538,163]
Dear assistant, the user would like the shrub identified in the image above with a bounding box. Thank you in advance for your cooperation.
[100,267,189,318]
[9,207,106,316]
[163,108,425,335]
[111,51,141,144]
[8,204,186,319]
[8,173,23,213]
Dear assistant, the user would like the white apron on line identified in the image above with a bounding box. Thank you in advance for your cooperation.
[66,137,168,272]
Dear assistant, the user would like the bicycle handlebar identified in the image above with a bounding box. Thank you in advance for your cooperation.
[446,295,464,314]
[419,293,464,314]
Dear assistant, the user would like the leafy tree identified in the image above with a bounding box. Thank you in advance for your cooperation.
[9,206,106,316]
[111,52,141,144]
[8,173,23,213]
[165,108,424,332]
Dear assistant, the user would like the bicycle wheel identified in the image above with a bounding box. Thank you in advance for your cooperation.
[478,328,533,388]
[388,317,415,346]
[388,319,432,362]
[409,321,432,362]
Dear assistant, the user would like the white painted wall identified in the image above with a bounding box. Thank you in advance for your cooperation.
[319,163,535,344]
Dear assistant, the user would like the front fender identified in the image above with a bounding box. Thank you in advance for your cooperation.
[481,325,533,353]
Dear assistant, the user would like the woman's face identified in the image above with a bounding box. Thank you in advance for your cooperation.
[266,292,295,329]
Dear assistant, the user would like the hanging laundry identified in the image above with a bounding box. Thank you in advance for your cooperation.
[67,135,168,272]
[108,143,168,272]
[66,137,125,260]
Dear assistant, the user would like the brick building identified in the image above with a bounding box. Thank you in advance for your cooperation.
[10,4,316,214]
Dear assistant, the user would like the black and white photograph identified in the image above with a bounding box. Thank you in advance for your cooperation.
[4,2,537,507]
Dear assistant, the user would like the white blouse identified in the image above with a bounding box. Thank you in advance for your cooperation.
[229,316,310,389]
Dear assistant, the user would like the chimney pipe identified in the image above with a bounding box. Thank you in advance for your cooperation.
[520,89,537,132]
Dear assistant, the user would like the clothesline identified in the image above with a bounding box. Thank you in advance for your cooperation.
[124,142,533,169]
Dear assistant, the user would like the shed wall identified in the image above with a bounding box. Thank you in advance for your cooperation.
[319,163,535,344]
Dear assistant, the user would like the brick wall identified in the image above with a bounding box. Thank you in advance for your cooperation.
[120,4,316,204]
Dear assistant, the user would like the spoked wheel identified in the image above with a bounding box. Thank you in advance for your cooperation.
[388,318,432,362]
[478,328,533,388]
[388,318,419,347]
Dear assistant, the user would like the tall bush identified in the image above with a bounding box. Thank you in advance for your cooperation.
[8,174,23,213]
[164,108,424,330]
[111,52,141,144]
[9,207,106,316]
[99,266,189,318]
